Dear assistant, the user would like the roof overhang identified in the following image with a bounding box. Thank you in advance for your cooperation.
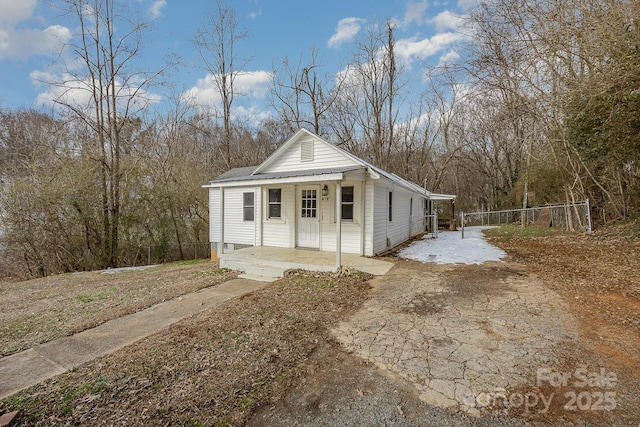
[203,166,370,188]
[428,193,457,201]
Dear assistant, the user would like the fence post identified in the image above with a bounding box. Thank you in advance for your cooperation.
[585,199,593,234]
[148,244,151,266]
[194,243,197,260]
[461,211,465,239]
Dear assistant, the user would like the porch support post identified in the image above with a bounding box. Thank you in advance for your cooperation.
[336,182,342,271]
[450,199,456,231]
[219,187,225,255]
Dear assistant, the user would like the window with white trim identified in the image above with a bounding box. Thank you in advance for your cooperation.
[341,186,354,221]
[268,188,282,219]
[243,192,254,221]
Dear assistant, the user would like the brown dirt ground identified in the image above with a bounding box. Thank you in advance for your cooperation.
[252,225,640,426]
[0,270,373,426]
[0,261,236,356]
[484,225,640,425]
[1,225,639,426]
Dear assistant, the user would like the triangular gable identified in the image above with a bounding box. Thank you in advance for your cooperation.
[252,128,363,175]
[248,128,455,200]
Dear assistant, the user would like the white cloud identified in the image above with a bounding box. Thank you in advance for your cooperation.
[0,25,71,60]
[327,17,365,48]
[0,0,37,25]
[183,70,273,116]
[249,10,262,19]
[395,32,464,64]
[0,0,71,60]
[457,0,479,11]
[429,11,465,31]
[234,105,272,125]
[404,1,429,26]
[438,49,460,66]
[149,0,166,19]
[31,70,162,111]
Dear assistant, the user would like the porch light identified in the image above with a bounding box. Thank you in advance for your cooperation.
[322,184,329,197]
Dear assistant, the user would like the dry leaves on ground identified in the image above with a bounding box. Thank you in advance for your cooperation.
[0,270,371,426]
[486,224,640,425]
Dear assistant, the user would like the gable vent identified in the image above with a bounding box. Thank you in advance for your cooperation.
[301,139,314,162]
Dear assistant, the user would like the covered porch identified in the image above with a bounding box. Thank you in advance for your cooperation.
[220,246,394,282]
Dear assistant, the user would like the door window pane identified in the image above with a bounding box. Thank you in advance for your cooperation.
[301,188,317,218]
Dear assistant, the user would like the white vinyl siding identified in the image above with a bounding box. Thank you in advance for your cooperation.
[210,187,221,244]
[224,187,258,245]
[372,179,416,255]
[364,179,375,256]
[260,135,360,173]
[262,185,295,248]
[409,196,426,237]
[320,180,362,254]
[210,187,259,247]
[373,183,389,254]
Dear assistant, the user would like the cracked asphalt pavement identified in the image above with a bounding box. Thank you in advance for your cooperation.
[332,260,580,417]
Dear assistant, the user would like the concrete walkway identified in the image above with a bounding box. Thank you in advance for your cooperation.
[0,278,267,400]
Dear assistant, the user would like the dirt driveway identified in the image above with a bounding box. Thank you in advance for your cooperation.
[251,256,638,426]
[333,261,579,416]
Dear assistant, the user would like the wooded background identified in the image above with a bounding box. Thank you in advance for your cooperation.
[1,0,638,279]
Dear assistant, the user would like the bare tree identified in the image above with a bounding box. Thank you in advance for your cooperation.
[34,0,168,267]
[269,49,338,136]
[330,20,405,170]
[193,0,251,170]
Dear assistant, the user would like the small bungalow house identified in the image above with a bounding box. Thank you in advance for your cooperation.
[204,129,454,276]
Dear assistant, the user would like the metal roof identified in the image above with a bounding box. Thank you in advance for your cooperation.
[213,166,258,180]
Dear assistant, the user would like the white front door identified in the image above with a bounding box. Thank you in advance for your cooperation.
[297,186,320,248]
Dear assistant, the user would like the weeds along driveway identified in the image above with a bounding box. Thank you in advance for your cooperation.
[332,260,580,416]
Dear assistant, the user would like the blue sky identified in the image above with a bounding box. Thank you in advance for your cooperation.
[0,0,474,120]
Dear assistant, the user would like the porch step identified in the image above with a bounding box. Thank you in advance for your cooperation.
[221,256,335,273]
[221,259,286,279]
[238,273,278,283]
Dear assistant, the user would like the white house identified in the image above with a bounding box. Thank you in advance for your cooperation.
[204,129,455,271]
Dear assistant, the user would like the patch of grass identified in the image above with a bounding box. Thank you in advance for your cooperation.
[76,288,116,303]
[1,270,372,426]
[168,259,211,267]
[484,224,564,239]
[0,261,237,357]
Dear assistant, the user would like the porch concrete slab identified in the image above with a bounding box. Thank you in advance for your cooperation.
[0,278,266,400]
[221,246,393,276]
[344,256,394,276]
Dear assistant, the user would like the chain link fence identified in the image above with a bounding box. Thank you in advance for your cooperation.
[135,242,211,266]
[461,200,592,233]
